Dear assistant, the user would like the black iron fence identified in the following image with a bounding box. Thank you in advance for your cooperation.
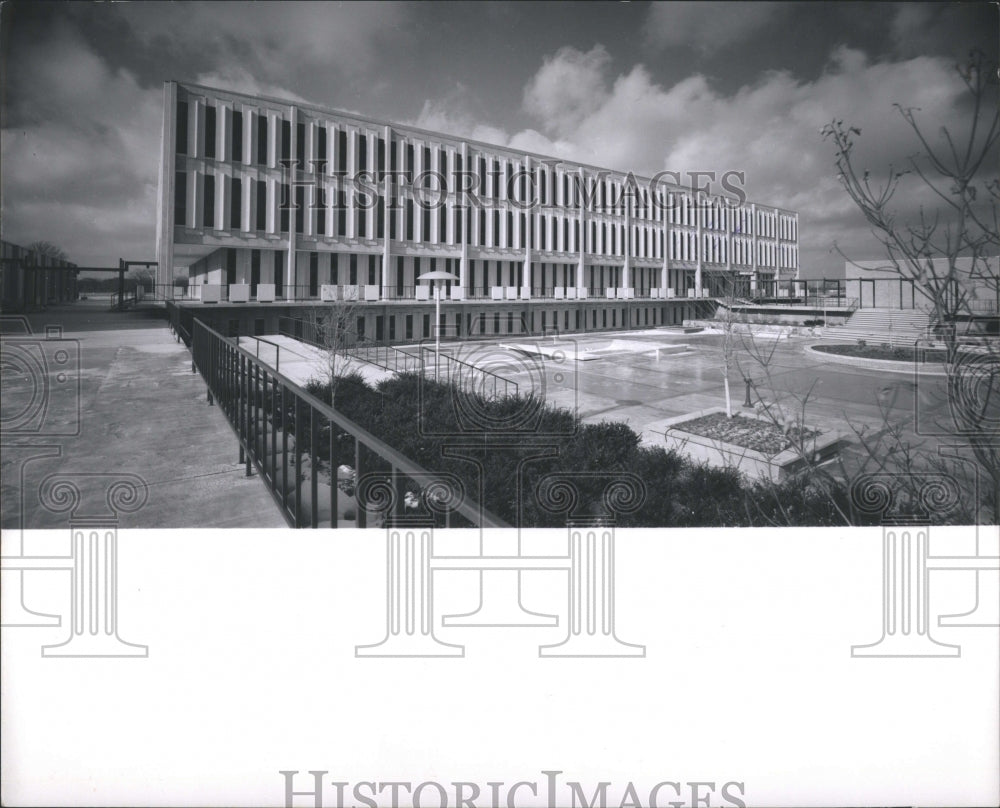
[185,315,506,529]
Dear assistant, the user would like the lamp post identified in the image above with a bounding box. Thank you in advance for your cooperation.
[416,269,460,381]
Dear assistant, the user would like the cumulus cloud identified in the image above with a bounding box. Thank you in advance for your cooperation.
[644,2,787,55]
[418,42,987,276]
[523,45,612,137]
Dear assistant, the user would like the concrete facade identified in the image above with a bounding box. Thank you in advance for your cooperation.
[157,81,800,313]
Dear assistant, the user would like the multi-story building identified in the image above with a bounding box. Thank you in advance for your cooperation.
[157,81,799,339]
[1,240,79,311]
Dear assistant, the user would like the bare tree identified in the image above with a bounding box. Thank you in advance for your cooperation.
[821,48,999,522]
[306,294,364,407]
[26,241,69,263]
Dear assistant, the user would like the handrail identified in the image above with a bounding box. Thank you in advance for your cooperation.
[278,315,519,398]
[189,317,508,529]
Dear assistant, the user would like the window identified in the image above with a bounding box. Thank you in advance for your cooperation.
[396,256,404,297]
[454,208,462,242]
[439,207,446,242]
[368,255,377,286]
[375,315,384,342]
[406,199,414,240]
[316,188,325,235]
[281,119,290,163]
[174,171,187,225]
[257,114,268,165]
[204,105,216,159]
[358,203,366,239]
[389,316,396,340]
[337,130,348,174]
[232,110,242,162]
[507,312,514,333]
[377,195,385,238]
[256,181,267,231]
[203,175,215,228]
[377,137,385,181]
[280,183,290,232]
[406,143,414,182]
[254,318,265,336]
[274,251,283,297]
[423,313,430,338]
[349,254,357,285]
[493,210,500,248]
[493,312,500,334]
[337,191,347,236]
[230,178,242,229]
[176,100,188,155]
[250,250,260,296]
[405,315,413,340]
[357,316,365,340]
[422,204,430,241]
[318,126,327,163]
[309,253,318,297]
[422,146,431,187]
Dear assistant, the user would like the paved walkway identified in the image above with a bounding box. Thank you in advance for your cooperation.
[2,303,285,529]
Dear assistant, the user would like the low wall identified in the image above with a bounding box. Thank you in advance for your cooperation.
[657,407,843,483]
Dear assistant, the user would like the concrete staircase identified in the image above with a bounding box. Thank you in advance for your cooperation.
[819,308,933,344]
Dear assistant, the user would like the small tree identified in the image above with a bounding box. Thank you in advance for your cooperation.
[306,296,363,408]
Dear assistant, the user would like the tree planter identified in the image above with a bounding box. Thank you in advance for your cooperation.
[658,407,843,482]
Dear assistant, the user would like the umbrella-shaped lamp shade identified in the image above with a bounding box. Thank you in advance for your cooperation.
[416,270,460,282]
[417,270,460,301]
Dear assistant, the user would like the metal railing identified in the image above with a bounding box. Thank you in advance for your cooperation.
[234,334,315,374]
[188,317,507,529]
[277,315,519,399]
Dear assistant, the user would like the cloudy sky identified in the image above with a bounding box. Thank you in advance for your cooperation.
[2,1,996,276]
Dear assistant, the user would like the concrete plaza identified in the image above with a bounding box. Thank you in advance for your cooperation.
[1,301,286,529]
[2,306,957,529]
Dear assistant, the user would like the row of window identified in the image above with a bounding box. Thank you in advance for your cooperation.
[176,97,795,226]
[176,173,791,267]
